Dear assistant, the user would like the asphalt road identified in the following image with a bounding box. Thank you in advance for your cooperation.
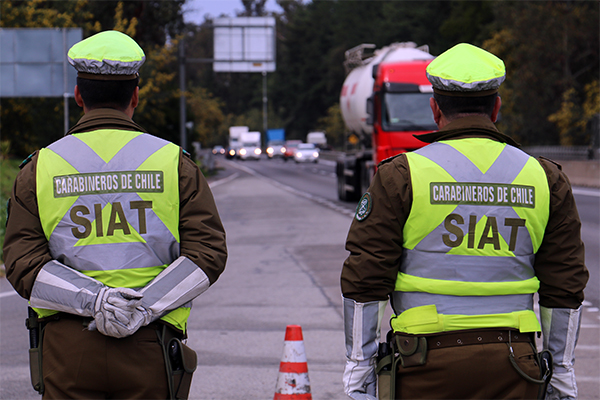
[0,154,598,399]
[226,155,600,309]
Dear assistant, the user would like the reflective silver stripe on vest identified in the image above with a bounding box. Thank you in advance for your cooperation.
[395,141,539,316]
[45,133,178,272]
[392,291,534,315]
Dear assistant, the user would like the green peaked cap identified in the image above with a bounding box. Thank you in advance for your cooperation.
[68,30,145,80]
[426,43,505,96]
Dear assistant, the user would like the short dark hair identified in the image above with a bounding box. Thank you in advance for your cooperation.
[76,77,139,111]
[433,92,498,119]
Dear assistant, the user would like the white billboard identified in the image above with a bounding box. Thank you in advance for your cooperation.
[213,17,275,73]
[0,28,82,97]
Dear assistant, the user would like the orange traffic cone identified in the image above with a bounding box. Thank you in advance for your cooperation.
[274,325,312,400]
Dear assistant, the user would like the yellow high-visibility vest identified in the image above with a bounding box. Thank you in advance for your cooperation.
[35,129,190,331]
[392,138,549,334]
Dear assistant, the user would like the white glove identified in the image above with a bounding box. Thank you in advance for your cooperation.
[545,368,577,400]
[344,359,378,400]
[89,287,144,338]
[349,392,377,400]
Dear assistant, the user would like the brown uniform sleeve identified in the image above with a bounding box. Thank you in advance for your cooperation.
[534,157,588,309]
[4,154,52,299]
[340,156,412,303]
[178,152,227,285]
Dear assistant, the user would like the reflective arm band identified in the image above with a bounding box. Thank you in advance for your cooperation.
[30,260,104,316]
[140,256,210,320]
[395,273,540,296]
[540,306,582,399]
[541,306,582,368]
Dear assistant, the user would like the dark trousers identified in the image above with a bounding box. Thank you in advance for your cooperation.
[394,341,541,399]
[41,317,170,399]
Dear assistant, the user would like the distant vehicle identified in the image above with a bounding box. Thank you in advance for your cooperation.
[294,143,319,163]
[283,140,302,161]
[306,131,327,149]
[266,140,286,159]
[212,145,225,155]
[266,128,286,159]
[336,42,435,201]
[227,126,248,159]
[238,131,262,161]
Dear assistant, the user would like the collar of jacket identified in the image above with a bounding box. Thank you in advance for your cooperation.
[66,108,148,136]
[414,115,520,148]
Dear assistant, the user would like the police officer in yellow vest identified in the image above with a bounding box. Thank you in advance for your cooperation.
[341,43,588,399]
[3,30,227,399]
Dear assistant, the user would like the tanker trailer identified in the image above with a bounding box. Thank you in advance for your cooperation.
[336,42,436,201]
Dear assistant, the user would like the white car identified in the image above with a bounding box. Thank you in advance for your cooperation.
[238,146,262,160]
[294,143,319,163]
[266,140,286,159]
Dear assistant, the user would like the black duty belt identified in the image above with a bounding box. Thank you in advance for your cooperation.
[422,329,535,350]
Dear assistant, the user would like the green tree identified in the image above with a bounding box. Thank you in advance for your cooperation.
[484,1,599,145]
[0,1,188,157]
[549,80,600,146]
[317,103,345,149]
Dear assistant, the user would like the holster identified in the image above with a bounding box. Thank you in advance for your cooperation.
[376,330,428,400]
[537,349,553,400]
[157,325,197,400]
[26,307,44,395]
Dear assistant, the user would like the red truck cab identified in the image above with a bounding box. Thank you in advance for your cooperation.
[371,60,436,164]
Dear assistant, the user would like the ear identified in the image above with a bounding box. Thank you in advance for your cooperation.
[430,97,443,126]
[491,96,502,123]
[130,86,139,109]
[74,85,85,108]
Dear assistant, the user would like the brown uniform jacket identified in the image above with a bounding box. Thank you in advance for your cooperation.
[341,115,588,310]
[4,108,227,299]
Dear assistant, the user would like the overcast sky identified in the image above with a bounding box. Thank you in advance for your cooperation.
[183,0,284,23]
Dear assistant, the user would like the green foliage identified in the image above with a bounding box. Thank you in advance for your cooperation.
[484,1,599,145]
[187,87,225,146]
[2,0,599,156]
[317,103,345,150]
[0,0,186,158]
[549,81,600,146]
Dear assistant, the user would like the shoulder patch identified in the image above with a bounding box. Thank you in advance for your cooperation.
[19,151,37,169]
[355,192,372,221]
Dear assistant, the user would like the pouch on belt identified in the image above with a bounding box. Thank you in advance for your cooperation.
[158,325,197,400]
[376,330,428,400]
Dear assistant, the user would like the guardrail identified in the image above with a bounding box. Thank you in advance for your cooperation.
[522,146,598,161]
[321,147,599,161]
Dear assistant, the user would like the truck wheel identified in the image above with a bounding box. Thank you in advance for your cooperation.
[337,177,348,201]
[359,160,373,195]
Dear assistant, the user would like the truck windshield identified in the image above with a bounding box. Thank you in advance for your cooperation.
[382,92,437,131]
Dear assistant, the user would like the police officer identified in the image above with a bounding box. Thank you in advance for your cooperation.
[341,43,588,399]
[3,30,227,399]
